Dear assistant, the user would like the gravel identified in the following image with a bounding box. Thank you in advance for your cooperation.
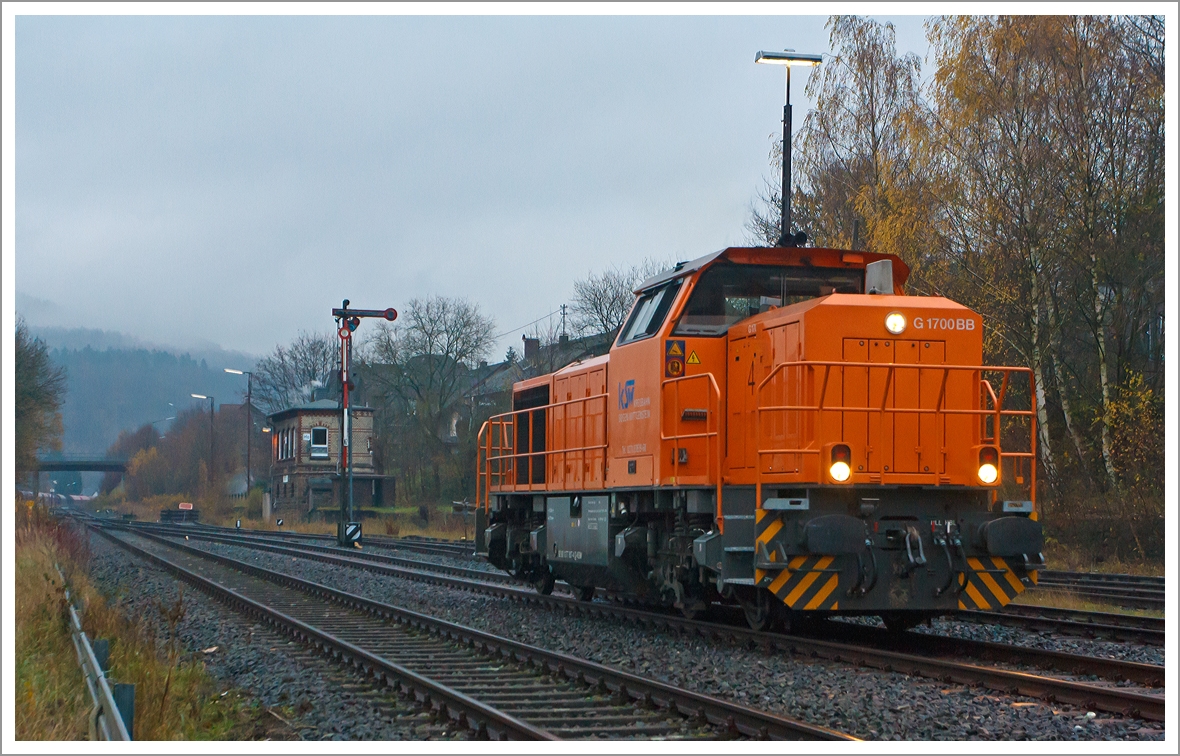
[915,616,1164,667]
[159,535,1165,741]
[339,539,1167,666]
[85,533,465,741]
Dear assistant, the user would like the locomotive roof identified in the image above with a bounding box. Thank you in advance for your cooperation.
[634,246,911,294]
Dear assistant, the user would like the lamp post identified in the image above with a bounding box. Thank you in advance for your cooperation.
[755,49,822,247]
[191,394,215,484]
[224,369,254,492]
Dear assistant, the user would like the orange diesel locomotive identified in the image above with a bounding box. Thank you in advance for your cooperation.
[475,246,1043,630]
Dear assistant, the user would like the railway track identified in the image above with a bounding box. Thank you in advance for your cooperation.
[130,520,1166,613]
[959,605,1164,647]
[114,520,1165,645]
[1030,570,1165,611]
[91,525,853,741]
[102,520,1164,722]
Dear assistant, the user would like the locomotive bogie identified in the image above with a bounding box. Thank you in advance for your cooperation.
[479,483,1041,615]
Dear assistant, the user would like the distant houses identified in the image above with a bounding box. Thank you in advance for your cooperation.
[263,330,614,518]
[266,398,394,518]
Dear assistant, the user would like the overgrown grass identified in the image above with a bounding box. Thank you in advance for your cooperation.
[102,492,475,542]
[1042,538,1164,576]
[1011,586,1165,618]
[15,502,90,739]
[15,503,285,740]
[225,507,473,541]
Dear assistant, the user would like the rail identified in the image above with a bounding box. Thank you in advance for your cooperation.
[753,360,1036,503]
[478,392,609,511]
[57,565,133,741]
[105,522,1161,723]
[660,372,724,532]
[98,525,851,740]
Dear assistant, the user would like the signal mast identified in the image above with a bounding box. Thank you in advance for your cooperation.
[332,300,398,545]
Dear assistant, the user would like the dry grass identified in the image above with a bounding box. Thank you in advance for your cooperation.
[1011,586,1164,618]
[1042,540,1164,576]
[206,504,476,542]
[102,488,478,543]
[15,503,91,740]
[15,502,282,740]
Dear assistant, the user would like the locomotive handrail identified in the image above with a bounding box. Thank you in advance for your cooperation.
[752,359,1036,503]
[980,373,1037,496]
[477,420,488,512]
[478,392,610,509]
[660,372,724,533]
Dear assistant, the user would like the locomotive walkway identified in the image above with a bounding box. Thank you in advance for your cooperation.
[94,519,1164,722]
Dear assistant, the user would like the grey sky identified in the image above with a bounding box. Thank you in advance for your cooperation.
[16,13,931,359]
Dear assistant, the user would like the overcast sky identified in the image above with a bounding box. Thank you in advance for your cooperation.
[15,12,932,359]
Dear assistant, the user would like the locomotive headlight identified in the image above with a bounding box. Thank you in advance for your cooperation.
[978,447,999,484]
[885,311,907,335]
[829,444,852,482]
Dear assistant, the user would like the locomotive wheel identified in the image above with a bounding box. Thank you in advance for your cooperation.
[573,584,596,602]
[739,590,774,632]
[533,570,555,596]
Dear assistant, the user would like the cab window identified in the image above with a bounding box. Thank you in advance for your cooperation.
[673,263,862,336]
[617,280,683,345]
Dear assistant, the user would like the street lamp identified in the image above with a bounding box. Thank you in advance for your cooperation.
[756,49,822,247]
[191,394,215,482]
[225,368,255,492]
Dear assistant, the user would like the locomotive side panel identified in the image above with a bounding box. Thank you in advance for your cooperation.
[550,359,608,490]
[606,333,662,488]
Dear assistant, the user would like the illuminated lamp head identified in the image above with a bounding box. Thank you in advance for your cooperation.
[978,447,999,484]
[830,444,852,482]
[885,311,906,335]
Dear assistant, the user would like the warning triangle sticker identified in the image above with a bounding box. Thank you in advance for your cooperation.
[687,351,701,365]
[667,341,684,356]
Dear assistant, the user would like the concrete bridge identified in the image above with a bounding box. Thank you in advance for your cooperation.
[33,455,128,474]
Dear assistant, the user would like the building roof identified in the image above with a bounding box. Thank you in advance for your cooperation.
[267,398,372,422]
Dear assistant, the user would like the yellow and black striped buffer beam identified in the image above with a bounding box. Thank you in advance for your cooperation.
[754,510,843,611]
[956,557,1028,610]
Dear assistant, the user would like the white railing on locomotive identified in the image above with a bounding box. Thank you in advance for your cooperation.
[753,361,1035,476]
[479,393,610,493]
[660,371,725,532]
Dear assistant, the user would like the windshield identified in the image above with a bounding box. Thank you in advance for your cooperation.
[617,279,683,345]
[672,263,863,336]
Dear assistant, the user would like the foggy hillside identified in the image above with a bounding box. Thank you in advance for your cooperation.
[33,325,258,456]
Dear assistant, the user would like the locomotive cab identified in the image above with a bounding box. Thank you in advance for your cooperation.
[477,246,1041,630]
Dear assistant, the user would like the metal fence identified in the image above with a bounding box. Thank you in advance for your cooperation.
[57,565,134,741]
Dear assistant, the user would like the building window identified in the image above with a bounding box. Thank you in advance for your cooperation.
[311,427,329,459]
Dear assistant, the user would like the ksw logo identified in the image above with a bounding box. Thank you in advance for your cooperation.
[618,379,636,410]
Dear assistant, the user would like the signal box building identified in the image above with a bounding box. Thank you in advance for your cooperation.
[267,399,394,516]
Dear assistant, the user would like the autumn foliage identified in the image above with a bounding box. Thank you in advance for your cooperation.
[752,16,1164,560]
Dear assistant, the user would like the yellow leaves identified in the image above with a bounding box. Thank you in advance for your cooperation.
[127,446,159,477]
[1106,372,1163,494]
